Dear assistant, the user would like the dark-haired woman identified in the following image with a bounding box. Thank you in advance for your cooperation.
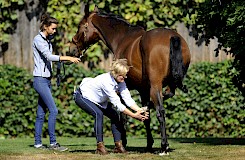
[32,13,80,151]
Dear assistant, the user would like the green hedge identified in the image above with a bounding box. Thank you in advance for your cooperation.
[164,61,245,137]
[0,61,244,139]
[0,65,37,137]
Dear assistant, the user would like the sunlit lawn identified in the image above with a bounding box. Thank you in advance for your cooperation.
[0,137,244,160]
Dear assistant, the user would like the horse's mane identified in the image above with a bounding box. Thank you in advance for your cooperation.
[78,9,144,31]
[98,12,130,24]
[97,11,144,30]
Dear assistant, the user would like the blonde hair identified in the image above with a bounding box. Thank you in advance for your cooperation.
[110,59,130,78]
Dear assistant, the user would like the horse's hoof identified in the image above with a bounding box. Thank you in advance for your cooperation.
[159,151,169,156]
[159,145,170,155]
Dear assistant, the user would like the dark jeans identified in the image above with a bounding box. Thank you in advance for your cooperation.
[74,89,124,143]
[33,77,58,145]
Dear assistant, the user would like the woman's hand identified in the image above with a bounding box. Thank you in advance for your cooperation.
[134,110,149,121]
[69,57,81,63]
[123,107,149,121]
[137,106,149,117]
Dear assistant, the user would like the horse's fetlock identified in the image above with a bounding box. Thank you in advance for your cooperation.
[160,109,165,116]
[157,115,164,123]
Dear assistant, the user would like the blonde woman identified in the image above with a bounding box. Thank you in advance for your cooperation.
[74,59,148,155]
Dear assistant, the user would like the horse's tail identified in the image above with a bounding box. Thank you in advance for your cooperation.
[169,36,187,92]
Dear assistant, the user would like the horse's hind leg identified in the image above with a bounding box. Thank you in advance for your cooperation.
[151,86,169,154]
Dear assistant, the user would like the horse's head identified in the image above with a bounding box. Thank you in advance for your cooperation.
[68,5,100,58]
[69,4,145,58]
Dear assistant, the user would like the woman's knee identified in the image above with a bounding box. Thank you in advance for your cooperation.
[49,107,58,117]
[36,112,45,120]
[96,111,103,120]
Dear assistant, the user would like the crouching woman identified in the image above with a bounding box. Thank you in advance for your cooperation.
[74,59,148,155]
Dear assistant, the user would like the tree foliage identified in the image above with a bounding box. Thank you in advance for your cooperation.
[92,0,203,29]
[0,0,25,43]
[191,0,245,95]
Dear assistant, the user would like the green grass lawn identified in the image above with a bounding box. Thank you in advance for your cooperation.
[0,137,244,160]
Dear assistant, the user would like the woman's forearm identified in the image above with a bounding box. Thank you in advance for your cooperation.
[123,108,135,118]
[59,56,72,61]
[59,56,80,63]
[130,103,141,112]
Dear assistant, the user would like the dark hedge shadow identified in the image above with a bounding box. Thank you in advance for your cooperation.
[171,138,245,145]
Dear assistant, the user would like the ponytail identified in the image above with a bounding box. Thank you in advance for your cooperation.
[40,13,58,31]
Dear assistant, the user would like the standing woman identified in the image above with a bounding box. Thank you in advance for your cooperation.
[74,59,149,155]
[32,13,80,151]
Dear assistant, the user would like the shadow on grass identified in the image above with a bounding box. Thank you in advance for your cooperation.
[123,146,175,154]
[69,149,95,153]
[171,138,245,145]
[68,145,153,153]
[28,143,89,148]
[68,143,174,154]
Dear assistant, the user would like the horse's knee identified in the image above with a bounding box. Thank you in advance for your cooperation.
[157,115,164,123]
[157,108,165,123]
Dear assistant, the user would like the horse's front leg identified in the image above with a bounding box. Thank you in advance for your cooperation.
[143,107,154,152]
[119,112,127,148]
[140,91,154,152]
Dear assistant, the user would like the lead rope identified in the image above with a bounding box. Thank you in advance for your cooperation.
[56,54,66,87]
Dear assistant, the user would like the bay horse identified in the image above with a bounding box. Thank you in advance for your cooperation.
[68,5,191,155]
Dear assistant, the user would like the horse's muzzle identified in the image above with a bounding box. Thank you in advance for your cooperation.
[68,42,79,57]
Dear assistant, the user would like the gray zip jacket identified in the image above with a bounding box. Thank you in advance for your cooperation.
[32,31,60,78]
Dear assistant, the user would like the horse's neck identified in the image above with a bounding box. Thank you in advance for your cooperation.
[94,14,144,54]
[114,30,144,59]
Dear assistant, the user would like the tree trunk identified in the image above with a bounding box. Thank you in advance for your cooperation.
[0,0,47,71]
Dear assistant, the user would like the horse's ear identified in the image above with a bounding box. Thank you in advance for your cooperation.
[84,4,89,18]
[94,5,99,13]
